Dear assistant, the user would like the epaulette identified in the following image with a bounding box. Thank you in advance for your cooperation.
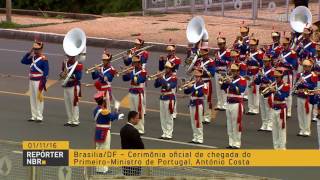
[101,109,110,116]
[291,50,296,54]
[41,55,47,60]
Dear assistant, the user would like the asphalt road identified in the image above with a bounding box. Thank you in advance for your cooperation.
[0,38,319,180]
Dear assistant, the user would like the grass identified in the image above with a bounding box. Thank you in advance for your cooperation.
[0,21,59,29]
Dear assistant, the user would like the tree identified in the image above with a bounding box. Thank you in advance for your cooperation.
[6,0,12,22]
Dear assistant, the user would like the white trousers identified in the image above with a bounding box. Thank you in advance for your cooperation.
[283,74,293,116]
[63,86,80,125]
[204,81,212,122]
[189,104,204,143]
[248,77,259,114]
[173,87,177,119]
[95,131,111,172]
[312,105,319,121]
[129,93,145,134]
[259,95,272,131]
[29,80,44,121]
[226,103,242,148]
[297,97,312,136]
[160,100,174,138]
[214,74,227,109]
[271,109,286,150]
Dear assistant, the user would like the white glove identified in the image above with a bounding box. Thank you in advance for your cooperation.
[118,114,125,120]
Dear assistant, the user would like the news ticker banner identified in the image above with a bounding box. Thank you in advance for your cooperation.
[23,141,320,167]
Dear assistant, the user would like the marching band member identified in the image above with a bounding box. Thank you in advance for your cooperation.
[123,38,149,67]
[154,61,177,140]
[232,50,247,77]
[264,69,290,150]
[214,36,231,111]
[123,38,149,116]
[21,41,49,122]
[196,47,215,124]
[93,91,124,174]
[184,68,208,144]
[122,55,147,134]
[276,36,298,118]
[60,55,83,127]
[185,41,201,67]
[295,59,317,137]
[159,44,181,119]
[233,25,250,62]
[255,55,275,131]
[312,49,320,122]
[221,63,247,149]
[91,51,117,110]
[246,38,264,115]
[266,31,282,60]
[296,27,317,72]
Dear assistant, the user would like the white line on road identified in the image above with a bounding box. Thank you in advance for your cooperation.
[0,48,64,57]
[111,133,218,149]
[12,150,23,154]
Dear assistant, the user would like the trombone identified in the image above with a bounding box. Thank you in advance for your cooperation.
[178,80,196,91]
[85,45,154,74]
[116,66,134,77]
[147,71,165,80]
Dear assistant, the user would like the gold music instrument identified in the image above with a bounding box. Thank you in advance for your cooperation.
[116,66,134,77]
[218,75,232,85]
[178,80,196,91]
[303,88,320,95]
[261,82,277,96]
[147,71,165,80]
[59,65,68,80]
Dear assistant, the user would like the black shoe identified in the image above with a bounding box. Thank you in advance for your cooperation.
[64,123,72,126]
[70,124,79,127]
[193,141,203,144]
[202,121,210,124]
[189,141,197,144]
[257,129,265,132]
[226,146,233,149]
[246,112,257,115]
[28,119,36,122]
[297,133,304,136]
[232,146,240,149]
[162,137,172,140]
[159,137,164,139]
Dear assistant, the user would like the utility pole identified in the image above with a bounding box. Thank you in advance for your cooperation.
[6,0,12,23]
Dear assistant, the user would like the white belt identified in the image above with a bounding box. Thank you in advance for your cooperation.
[131,85,144,88]
[30,74,43,77]
[216,67,226,70]
[161,92,174,96]
[96,124,110,128]
[227,94,243,98]
[190,97,204,100]
[202,78,211,81]
[101,85,111,89]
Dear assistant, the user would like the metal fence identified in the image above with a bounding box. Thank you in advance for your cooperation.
[0,140,271,180]
[142,0,320,22]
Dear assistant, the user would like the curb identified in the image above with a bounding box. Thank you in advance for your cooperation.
[0,28,190,53]
[0,8,102,20]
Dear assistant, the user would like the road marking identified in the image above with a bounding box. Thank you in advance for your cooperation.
[111,133,217,149]
[0,48,64,57]
[120,93,131,108]
[12,151,23,154]
[0,90,191,117]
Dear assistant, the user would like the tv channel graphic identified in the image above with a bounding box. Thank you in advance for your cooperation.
[22,141,69,166]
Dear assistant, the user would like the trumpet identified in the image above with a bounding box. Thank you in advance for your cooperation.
[116,66,134,77]
[147,71,165,80]
[218,75,232,85]
[178,80,196,91]
[261,82,277,95]
[303,88,320,95]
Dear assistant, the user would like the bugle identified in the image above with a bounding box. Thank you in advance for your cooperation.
[111,45,154,63]
[261,82,276,95]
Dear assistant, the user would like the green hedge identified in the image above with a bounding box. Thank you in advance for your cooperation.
[1,0,141,14]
